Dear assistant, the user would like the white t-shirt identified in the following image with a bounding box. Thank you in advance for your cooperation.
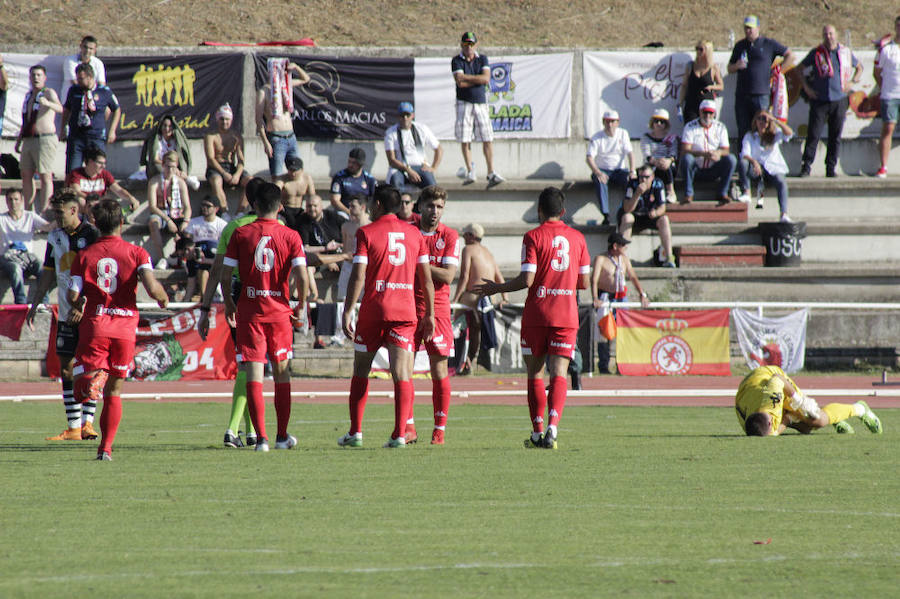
[877,42,900,100]
[184,215,227,244]
[741,130,792,176]
[60,55,107,104]
[0,211,49,253]
[681,118,731,169]
[586,127,632,170]
[384,122,440,179]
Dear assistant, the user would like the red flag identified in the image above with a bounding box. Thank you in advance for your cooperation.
[0,305,28,341]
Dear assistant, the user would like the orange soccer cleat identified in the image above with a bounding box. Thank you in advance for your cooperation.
[46,427,83,441]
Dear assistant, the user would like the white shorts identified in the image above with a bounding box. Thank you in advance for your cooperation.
[454,101,493,143]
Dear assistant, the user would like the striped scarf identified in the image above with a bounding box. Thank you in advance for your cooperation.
[267,58,293,118]
[814,44,853,92]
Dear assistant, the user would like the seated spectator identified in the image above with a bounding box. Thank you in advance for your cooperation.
[64,146,140,216]
[204,103,249,215]
[587,110,635,225]
[139,113,199,189]
[678,40,724,124]
[0,189,51,304]
[617,165,675,268]
[330,147,375,214]
[296,194,344,302]
[738,110,794,222]
[640,109,679,204]
[180,196,227,301]
[280,156,315,231]
[60,63,119,174]
[679,99,736,204]
[148,151,191,269]
[384,101,442,191]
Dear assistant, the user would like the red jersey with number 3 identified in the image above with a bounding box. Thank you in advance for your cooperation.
[354,213,428,323]
[69,235,152,340]
[223,218,306,323]
[521,220,590,329]
[415,223,460,317]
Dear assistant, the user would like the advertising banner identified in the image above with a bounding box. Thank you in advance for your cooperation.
[616,309,731,376]
[732,308,808,373]
[414,53,573,139]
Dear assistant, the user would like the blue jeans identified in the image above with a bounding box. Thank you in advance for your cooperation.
[591,168,630,216]
[266,131,299,177]
[388,165,437,190]
[735,93,769,143]
[0,249,46,304]
[738,159,789,215]
[680,153,737,199]
[66,134,105,173]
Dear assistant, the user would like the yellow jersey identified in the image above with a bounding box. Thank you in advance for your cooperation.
[734,366,800,434]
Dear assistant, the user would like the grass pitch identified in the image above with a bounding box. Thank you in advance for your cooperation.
[1,401,897,598]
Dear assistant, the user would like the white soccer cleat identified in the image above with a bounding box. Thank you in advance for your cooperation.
[274,434,297,449]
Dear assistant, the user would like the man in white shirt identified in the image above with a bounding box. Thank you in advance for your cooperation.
[875,16,900,177]
[0,189,51,304]
[679,100,737,204]
[61,35,106,106]
[586,110,635,225]
[384,102,442,190]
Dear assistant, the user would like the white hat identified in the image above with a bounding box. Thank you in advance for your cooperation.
[651,108,670,121]
[602,110,620,120]
[699,99,717,113]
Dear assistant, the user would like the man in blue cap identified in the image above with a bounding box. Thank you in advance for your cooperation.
[384,101,442,190]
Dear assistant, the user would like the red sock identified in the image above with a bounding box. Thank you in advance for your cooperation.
[98,395,122,454]
[547,376,567,427]
[274,382,291,438]
[349,375,369,435]
[527,378,546,433]
[246,381,266,441]
[406,378,416,424]
[393,380,413,439]
[432,377,451,428]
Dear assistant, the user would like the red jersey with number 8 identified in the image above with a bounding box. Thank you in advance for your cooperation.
[354,213,429,323]
[223,218,306,323]
[69,236,152,340]
[521,220,590,329]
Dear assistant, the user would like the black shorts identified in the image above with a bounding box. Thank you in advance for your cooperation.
[617,208,660,234]
[56,321,80,358]
[206,162,238,181]
[281,206,304,232]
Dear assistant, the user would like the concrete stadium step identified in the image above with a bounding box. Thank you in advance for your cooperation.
[667,201,747,223]
[674,244,766,267]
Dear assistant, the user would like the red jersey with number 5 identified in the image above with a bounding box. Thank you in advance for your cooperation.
[354,213,428,323]
[69,235,152,340]
[521,220,590,329]
[223,218,306,323]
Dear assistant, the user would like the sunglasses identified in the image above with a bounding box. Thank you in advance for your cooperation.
[638,175,653,180]
[652,119,667,125]
[695,46,704,51]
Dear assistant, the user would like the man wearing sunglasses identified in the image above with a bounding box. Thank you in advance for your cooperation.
[617,165,675,268]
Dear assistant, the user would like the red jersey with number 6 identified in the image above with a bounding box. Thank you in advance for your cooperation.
[69,235,152,340]
[521,220,590,329]
[354,213,429,323]
[223,218,306,323]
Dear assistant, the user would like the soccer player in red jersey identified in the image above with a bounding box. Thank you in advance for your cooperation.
[67,199,169,460]
[220,183,308,453]
[339,184,435,448]
[405,186,459,445]
[474,187,590,449]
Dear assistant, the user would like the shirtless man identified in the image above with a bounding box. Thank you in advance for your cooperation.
[204,103,249,214]
[256,60,310,183]
[280,156,315,231]
[15,65,63,214]
[337,194,370,301]
[452,222,507,374]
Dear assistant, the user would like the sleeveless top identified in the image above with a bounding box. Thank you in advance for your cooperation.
[684,63,716,122]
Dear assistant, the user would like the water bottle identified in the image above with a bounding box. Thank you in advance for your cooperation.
[728,29,735,49]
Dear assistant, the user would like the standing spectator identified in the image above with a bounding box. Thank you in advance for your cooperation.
[60,63,120,174]
[147,150,191,268]
[640,108,679,204]
[617,165,676,268]
[204,103,249,214]
[473,187,590,450]
[65,147,139,214]
[220,184,309,452]
[15,65,63,214]
[680,99,737,204]
[0,189,51,304]
[279,156,315,231]
[337,185,435,448]
[679,41,724,124]
[26,190,100,442]
[738,110,794,221]
[67,199,168,460]
[452,32,504,187]
[874,16,900,178]
[0,54,8,136]
[330,147,375,214]
[139,113,198,189]
[727,15,794,142]
[799,25,863,178]
[256,59,310,183]
[61,35,106,106]
[384,102,442,190]
[586,110,635,225]
[181,196,227,301]
[296,194,344,303]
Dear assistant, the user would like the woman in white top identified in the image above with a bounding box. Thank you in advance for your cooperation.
[738,110,794,222]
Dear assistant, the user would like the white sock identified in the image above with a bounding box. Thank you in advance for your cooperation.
[547,424,558,437]
[852,402,866,417]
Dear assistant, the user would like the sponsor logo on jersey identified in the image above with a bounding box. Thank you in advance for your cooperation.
[536,286,573,298]
[246,287,282,298]
[375,280,413,293]
[96,306,135,317]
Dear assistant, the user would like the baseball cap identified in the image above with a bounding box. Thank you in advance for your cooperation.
[348,147,366,162]
[398,101,415,114]
[608,232,631,246]
[461,31,477,44]
[603,110,620,120]
[462,223,484,238]
[285,156,303,171]
[743,15,759,28]
[651,108,670,121]
[699,99,717,113]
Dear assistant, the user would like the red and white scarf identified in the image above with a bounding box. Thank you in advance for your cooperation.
[267,58,293,118]
[769,64,788,123]
[814,44,853,92]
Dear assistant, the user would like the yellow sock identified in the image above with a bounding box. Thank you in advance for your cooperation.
[823,403,855,424]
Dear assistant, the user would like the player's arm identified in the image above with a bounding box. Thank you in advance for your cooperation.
[624,255,649,308]
[197,252,227,340]
[474,270,532,297]
[341,261,366,339]
[219,258,237,327]
[66,271,85,325]
[139,267,169,309]
[430,261,457,286]
[416,259,436,342]
[25,267,57,328]
[290,258,309,327]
